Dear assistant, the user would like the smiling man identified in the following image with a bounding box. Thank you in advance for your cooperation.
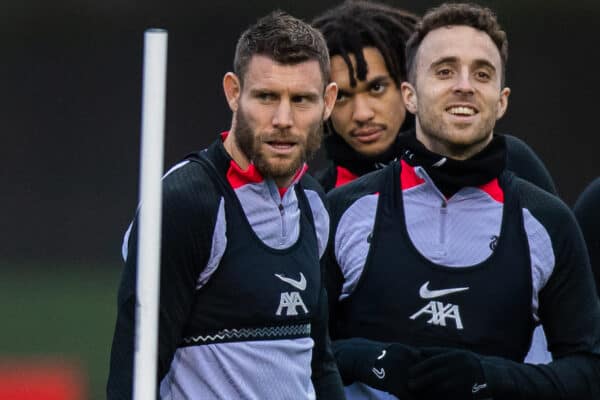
[404,23,509,160]
[107,11,344,400]
[311,0,557,196]
[325,3,600,399]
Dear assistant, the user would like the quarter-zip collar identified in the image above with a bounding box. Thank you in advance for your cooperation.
[217,131,308,196]
[409,163,504,204]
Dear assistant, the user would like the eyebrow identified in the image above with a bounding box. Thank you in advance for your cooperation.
[249,88,276,97]
[339,74,392,92]
[430,56,497,72]
[366,75,392,86]
[292,92,320,101]
[249,88,320,100]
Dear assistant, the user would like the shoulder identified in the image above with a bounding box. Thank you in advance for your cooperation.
[575,177,600,216]
[504,134,540,163]
[301,172,326,196]
[504,133,532,152]
[512,176,571,228]
[161,158,222,221]
[502,134,557,195]
[574,177,600,268]
[311,161,337,193]
[511,176,581,258]
[511,176,571,234]
[327,167,386,221]
[300,173,329,218]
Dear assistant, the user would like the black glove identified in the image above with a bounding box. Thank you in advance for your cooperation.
[332,337,422,399]
[408,347,492,400]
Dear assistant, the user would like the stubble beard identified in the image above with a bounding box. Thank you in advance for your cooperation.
[416,102,497,159]
[234,104,323,182]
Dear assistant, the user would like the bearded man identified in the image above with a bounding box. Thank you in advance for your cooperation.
[107,11,344,399]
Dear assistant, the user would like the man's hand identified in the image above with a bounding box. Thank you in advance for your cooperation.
[332,337,421,398]
[408,347,493,400]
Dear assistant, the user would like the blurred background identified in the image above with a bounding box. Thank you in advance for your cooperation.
[1,0,598,398]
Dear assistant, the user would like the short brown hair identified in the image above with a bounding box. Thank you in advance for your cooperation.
[234,10,331,87]
[406,3,508,85]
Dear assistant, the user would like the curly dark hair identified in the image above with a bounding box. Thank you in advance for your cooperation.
[406,3,508,85]
[234,10,330,87]
[312,0,419,88]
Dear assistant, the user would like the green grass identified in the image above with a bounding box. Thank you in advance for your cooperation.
[0,264,122,399]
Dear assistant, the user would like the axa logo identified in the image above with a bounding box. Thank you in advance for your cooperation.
[409,281,469,330]
[275,273,308,316]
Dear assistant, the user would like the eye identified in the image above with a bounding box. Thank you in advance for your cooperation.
[336,91,350,103]
[370,82,387,95]
[475,70,492,81]
[291,94,318,105]
[256,92,277,101]
[436,68,453,78]
[291,95,305,103]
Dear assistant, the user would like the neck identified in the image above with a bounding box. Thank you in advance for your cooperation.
[399,129,506,198]
[415,125,493,161]
[274,175,294,189]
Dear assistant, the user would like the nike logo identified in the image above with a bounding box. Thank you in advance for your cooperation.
[371,367,385,379]
[472,383,488,393]
[377,350,386,360]
[419,281,469,299]
[274,272,307,291]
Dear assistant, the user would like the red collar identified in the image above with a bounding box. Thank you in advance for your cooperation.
[221,131,307,195]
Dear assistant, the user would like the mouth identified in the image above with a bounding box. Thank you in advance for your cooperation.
[445,105,479,119]
[265,140,298,154]
[351,125,386,144]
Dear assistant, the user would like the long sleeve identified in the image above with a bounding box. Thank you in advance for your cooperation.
[322,236,345,339]
[504,134,557,195]
[481,182,600,399]
[311,284,346,399]
[304,173,346,399]
[107,162,220,399]
[323,176,600,399]
[322,174,379,340]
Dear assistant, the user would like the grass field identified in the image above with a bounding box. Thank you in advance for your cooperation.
[0,264,122,399]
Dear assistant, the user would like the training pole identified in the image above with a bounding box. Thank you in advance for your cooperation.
[133,28,168,400]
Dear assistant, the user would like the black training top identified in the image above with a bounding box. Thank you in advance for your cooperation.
[325,156,600,398]
[107,136,344,399]
[335,164,535,362]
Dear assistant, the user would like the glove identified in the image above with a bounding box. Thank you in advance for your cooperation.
[407,347,492,400]
[332,337,422,399]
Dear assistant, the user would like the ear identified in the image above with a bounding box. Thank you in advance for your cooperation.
[401,81,418,114]
[496,87,511,120]
[223,72,241,112]
[322,82,338,120]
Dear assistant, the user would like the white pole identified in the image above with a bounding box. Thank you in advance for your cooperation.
[134,28,168,400]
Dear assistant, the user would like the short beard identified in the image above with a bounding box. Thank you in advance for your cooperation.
[234,104,323,181]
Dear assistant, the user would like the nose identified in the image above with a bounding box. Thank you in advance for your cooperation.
[272,99,293,129]
[352,94,375,123]
[453,69,475,95]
